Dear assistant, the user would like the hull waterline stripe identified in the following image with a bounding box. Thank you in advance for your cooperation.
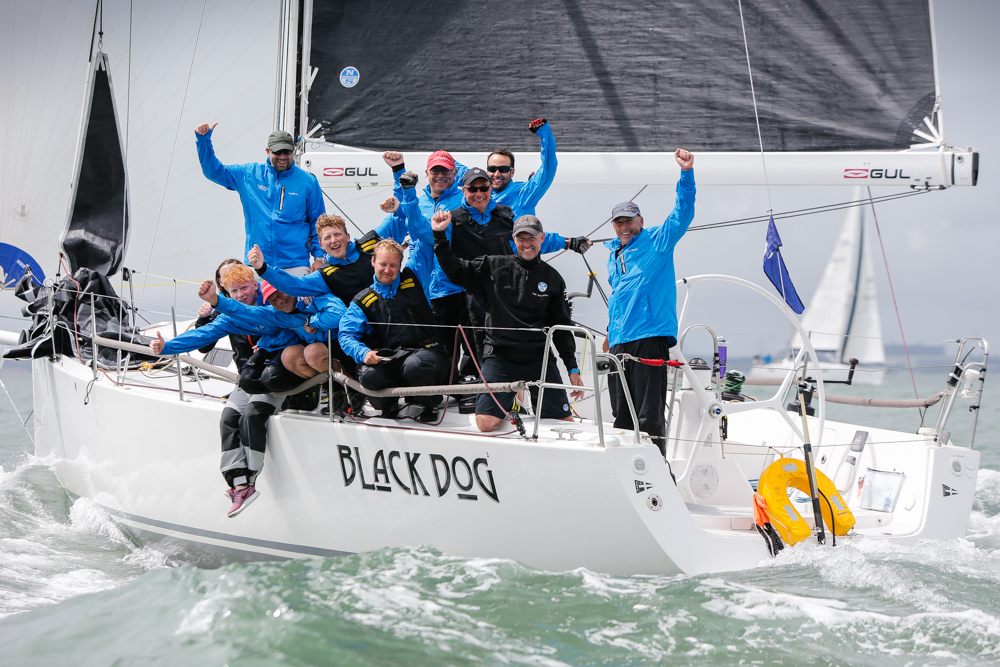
[68,492,353,559]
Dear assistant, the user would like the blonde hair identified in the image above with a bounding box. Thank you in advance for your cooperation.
[220,262,257,290]
[316,214,346,235]
[372,238,403,259]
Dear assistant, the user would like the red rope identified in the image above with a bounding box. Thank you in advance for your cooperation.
[457,324,522,431]
[866,187,923,423]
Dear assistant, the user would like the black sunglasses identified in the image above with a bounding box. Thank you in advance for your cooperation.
[429,166,452,175]
[271,149,293,156]
[465,185,490,193]
[486,165,512,174]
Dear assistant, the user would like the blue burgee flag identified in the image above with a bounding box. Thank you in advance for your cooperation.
[763,216,804,314]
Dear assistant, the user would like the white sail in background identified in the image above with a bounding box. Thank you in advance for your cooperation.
[843,222,886,365]
[791,187,885,370]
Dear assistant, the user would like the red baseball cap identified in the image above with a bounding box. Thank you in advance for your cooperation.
[426,150,455,170]
[260,280,278,304]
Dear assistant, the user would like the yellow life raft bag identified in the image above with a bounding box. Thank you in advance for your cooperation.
[757,458,856,545]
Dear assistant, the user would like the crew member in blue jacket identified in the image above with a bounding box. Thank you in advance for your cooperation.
[195,122,324,273]
[603,148,696,458]
[487,118,558,217]
[338,172,449,422]
[148,265,307,518]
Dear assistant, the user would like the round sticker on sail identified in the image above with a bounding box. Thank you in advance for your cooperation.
[537,282,547,292]
[339,67,360,88]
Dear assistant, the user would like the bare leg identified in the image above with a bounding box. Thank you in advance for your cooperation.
[304,342,340,374]
[475,414,503,432]
[281,345,317,378]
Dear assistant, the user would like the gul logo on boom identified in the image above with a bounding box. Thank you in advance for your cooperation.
[338,446,500,503]
[323,167,379,177]
[843,168,911,179]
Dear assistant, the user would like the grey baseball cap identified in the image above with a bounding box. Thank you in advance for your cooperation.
[267,130,295,152]
[512,215,544,237]
[611,201,641,218]
[462,167,490,187]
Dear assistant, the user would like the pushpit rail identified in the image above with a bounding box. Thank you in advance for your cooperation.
[534,324,641,446]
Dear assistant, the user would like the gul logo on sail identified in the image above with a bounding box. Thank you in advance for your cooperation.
[338,446,499,503]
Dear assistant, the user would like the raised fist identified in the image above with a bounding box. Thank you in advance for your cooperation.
[195,122,218,135]
[431,210,452,232]
[382,151,404,167]
[528,118,547,133]
[380,196,400,213]
[198,280,216,302]
[198,302,213,319]
[675,148,694,171]
[247,244,264,270]
[399,171,419,189]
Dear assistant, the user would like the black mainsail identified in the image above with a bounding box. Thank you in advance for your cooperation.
[308,1,938,154]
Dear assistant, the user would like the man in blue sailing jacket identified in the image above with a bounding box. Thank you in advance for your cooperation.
[487,118,558,217]
[195,122,325,273]
[604,148,696,458]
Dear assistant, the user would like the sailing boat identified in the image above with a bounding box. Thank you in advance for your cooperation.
[0,1,987,575]
[751,189,888,385]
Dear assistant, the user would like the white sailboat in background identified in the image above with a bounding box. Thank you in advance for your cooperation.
[0,0,988,574]
[752,188,888,385]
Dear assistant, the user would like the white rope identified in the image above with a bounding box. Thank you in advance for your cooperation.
[737,0,773,214]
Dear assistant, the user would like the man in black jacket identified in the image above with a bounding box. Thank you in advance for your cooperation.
[432,212,585,432]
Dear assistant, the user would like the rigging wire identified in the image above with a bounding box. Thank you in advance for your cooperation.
[320,189,366,235]
[737,0,796,354]
[135,0,209,312]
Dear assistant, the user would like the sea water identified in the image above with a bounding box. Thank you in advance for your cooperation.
[0,361,997,666]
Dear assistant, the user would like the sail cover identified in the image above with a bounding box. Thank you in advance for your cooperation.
[308,0,937,153]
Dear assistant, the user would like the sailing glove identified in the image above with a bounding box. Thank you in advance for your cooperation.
[399,171,419,189]
[566,236,590,254]
[528,118,547,133]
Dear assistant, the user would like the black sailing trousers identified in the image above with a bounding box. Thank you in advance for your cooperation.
[607,336,676,457]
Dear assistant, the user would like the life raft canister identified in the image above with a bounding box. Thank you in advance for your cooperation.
[757,458,856,545]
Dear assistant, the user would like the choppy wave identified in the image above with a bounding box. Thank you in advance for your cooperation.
[0,457,168,620]
[0,533,997,666]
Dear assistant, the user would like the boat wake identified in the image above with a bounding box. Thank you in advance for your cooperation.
[0,455,168,619]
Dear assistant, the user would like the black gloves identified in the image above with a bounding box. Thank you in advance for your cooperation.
[399,171,419,189]
[565,236,590,254]
[528,118,547,133]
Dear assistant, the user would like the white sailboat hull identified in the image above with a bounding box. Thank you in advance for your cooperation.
[31,351,979,575]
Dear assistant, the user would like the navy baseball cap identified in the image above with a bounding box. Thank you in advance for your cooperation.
[463,167,490,187]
